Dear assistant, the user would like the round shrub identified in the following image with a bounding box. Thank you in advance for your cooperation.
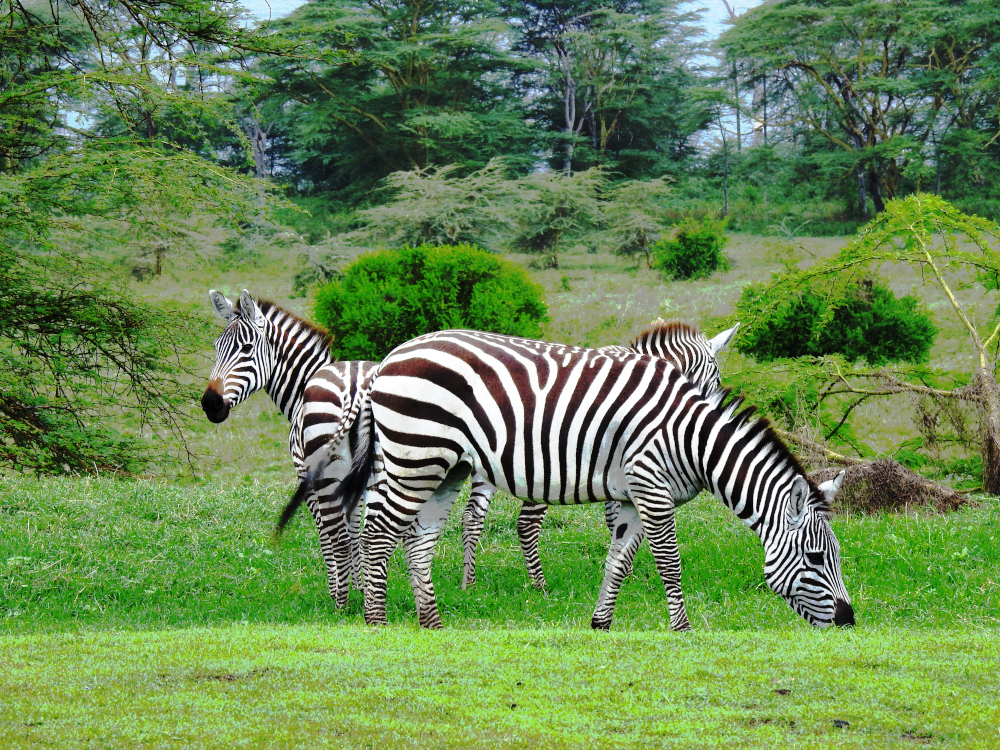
[737,278,937,365]
[313,243,548,361]
[652,217,731,280]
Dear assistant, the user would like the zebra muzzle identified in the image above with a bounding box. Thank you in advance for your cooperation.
[201,380,231,423]
[834,598,855,627]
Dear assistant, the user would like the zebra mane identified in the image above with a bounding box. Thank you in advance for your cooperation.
[712,388,829,514]
[629,319,700,351]
[234,296,335,351]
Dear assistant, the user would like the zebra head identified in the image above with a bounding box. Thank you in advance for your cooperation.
[763,470,854,628]
[202,289,273,424]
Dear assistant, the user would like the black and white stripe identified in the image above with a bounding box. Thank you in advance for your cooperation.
[202,289,366,606]
[324,329,852,630]
[459,320,739,590]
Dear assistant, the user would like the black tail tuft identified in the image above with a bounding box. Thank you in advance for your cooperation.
[337,408,377,521]
[275,463,321,538]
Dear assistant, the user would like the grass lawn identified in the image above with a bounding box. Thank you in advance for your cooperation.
[2,475,999,748]
[4,625,999,749]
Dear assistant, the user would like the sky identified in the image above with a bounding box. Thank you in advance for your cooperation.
[239,0,764,39]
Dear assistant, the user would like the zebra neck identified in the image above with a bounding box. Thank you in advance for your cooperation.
[698,407,787,542]
[261,313,334,422]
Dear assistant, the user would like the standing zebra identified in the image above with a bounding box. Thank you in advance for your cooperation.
[460,320,739,590]
[201,289,372,606]
[319,329,853,631]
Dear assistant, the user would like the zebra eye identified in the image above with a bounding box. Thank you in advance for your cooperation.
[805,551,824,567]
[240,343,253,354]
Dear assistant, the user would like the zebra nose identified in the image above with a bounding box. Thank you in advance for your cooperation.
[834,598,855,627]
[201,379,230,423]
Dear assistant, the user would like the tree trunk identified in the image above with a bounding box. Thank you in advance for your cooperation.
[867,167,885,214]
[856,164,868,221]
[733,67,741,153]
[975,368,1000,495]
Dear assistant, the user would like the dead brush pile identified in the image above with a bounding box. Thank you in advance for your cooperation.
[810,459,970,514]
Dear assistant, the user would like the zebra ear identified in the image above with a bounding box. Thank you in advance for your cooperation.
[239,289,266,328]
[708,322,739,356]
[787,474,810,528]
[209,289,235,322]
[817,470,846,505]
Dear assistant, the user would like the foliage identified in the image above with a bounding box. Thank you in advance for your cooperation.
[252,0,537,195]
[507,0,711,176]
[509,167,606,268]
[738,278,937,365]
[0,245,209,474]
[732,194,1000,492]
[602,178,673,267]
[356,161,519,251]
[720,0,1000,213]
[0,0,300,474]
[312,244,548,360]
[652,216,730,280]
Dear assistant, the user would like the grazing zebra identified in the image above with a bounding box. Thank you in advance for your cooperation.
[313,329,853,631]
[201,289,371,606]
[460,320,739,590]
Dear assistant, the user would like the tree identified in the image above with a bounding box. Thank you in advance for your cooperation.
[251,0,537,196]
[507,0,708,175]
[0,0,295,473]
[721,0,1000,213]
[734,194,1000,494]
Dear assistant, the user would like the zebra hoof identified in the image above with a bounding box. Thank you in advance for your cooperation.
[419,616,444,630]
[590,615,612,631]
[364,612,388,626]
[529,578,546,591]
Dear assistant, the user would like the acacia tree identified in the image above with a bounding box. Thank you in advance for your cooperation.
[252,0,537,194]
[507,0,707,175]
[735,194,1000,494]
[720,0,1000,214]
[0,0,296,473]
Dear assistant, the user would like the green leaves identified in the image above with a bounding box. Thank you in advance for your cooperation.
[312,244,548,361]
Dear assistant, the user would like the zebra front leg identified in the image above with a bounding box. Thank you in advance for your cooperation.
[603,501,633,579]
[636,501,690,632]
[460,476,495,589]
[516,502,549,589]
[591,501,644,630]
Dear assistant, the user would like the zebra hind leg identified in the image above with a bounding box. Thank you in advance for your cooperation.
[515,502,549,589]
[590,501,645,630]
[603,501,633,579]
[460,476,494,589]
[400,463,472,629]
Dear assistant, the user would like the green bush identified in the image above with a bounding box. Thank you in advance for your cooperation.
[652,217,731,280]
[313,244,548,360]
[737,278,937,365]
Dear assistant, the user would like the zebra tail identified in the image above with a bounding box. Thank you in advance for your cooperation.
[275,465,320,538]
[336,407,377,522]
[274,364,379,537]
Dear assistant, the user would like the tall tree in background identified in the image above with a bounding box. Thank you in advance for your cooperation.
[507,0,708,176]
[252,0,538,195]
[721,0,1000,214]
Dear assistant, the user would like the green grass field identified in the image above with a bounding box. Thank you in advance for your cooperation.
[3,475,999,747]
[4,236,1000,747]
